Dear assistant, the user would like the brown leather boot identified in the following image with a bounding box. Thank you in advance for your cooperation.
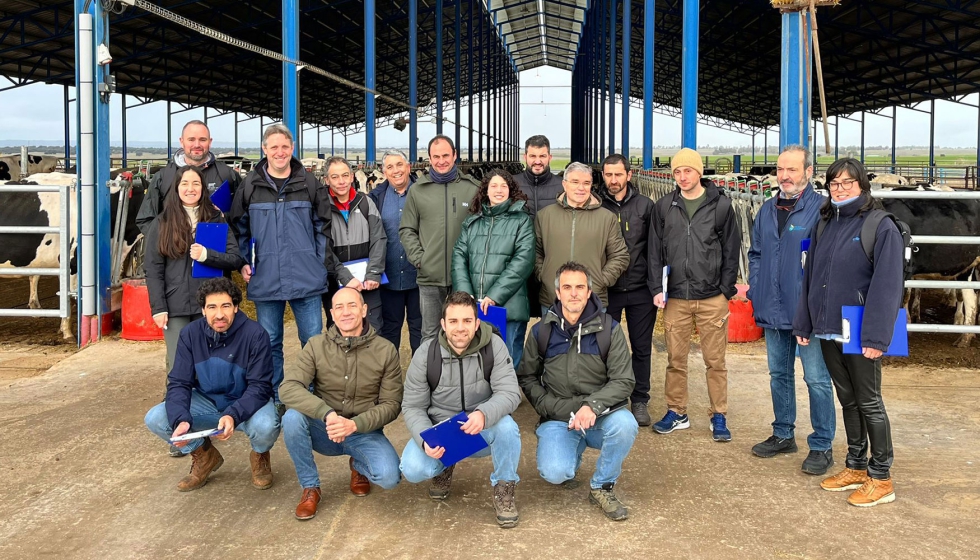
[428,464,455,500]
[295,487,321,520]
[176,438,224,492]
[350,457,370,496]
[250,450,273,490]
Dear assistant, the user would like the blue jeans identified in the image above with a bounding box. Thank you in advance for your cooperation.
[281,410,400,490]
[764,328,836,451]
[400,414,521,486]
[144,390,281,454]
[253,295,323,400]
[536,408,638,489]
[505,320,527,371]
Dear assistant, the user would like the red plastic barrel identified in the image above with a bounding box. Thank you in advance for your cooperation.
[728,283,763,343]
[121,278,164,341]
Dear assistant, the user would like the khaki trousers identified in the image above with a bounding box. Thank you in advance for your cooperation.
[663,294,730,416]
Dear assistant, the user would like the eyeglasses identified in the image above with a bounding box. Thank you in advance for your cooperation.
[827,178,859,191]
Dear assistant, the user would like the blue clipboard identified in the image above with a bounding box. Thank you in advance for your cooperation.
[339,258,389,286]
[210,180,232,213]
[478,304,508,343]
[419,411,489,466]
[841,306,909,357]
[192,222,228,278]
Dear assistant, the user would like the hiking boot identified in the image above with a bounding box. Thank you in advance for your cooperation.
[350,457,370,496]
[847,477,896,507]
[176,438,224,492]
[630,402,652,427]
[801,449,834,476]
[169,445,185,458]
[428,464,455,500]
[752,436,798,458]
[589,483,628,521]
[711,413,732,442]
[492,481,519,528]
[294,487,321,520]
[820,468,870,492]
[653,410,690,434]
[560,478,582,490]
[249,450,273,490]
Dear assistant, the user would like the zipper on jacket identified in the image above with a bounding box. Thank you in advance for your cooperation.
[570,209,577,259]
[457,356,467,411]
[444,188,449,283]
[479,215,495,298]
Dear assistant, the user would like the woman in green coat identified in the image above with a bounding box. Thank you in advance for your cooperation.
[452,169,536,368]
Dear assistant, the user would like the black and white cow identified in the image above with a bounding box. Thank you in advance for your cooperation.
[0,154,60,181]
[0,172,146,339]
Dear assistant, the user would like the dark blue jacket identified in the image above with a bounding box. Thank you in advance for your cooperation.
[747,185,824,330]
[228,157,334,301]
[368,179,418,291]
[792,193,905,351]
[165,310,274,428]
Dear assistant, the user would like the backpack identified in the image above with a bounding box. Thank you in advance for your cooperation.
[425,336,496,392]
[813,209,915,280]
[535,313,613,360]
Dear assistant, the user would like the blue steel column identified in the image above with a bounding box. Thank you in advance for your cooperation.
[642,0,655,168]
[409,0,418,162]
[283,0,300,155]
[467,0,474,161]
[681,0,699,148]
[166,101,172,159]
[599,0,606,158]
[608,0,616,154]
[121,94,127,168]
[779,11,807,149]
[64,85,71,167]
[436,0,444,135]
[478,14,484,161]
[621,0,631,158]
[364,0,376,164]
[454,0,461,154]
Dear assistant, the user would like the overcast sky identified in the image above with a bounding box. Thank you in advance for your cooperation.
[2,66,978,153]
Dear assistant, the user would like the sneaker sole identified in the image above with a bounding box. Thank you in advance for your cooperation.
[752,446,798,458]
[496,517,519,528]
[428,492,450,501]
[821,482,866,492]
[653,420,690,434]
[849,492,896,507]
[713,435,732,442]
[295,512,317,521]
[588,494,629,521]
[801,462,833,476]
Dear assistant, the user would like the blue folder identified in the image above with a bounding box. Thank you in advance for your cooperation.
[419,411,489,467]
[478,304,508,343]
[210,180,232,213]
[192,222,228,278]
[841,306,909,357]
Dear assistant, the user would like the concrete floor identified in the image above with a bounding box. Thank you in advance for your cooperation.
[0,325,978,560]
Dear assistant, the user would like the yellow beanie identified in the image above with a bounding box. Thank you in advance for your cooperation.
[670,148,704,176]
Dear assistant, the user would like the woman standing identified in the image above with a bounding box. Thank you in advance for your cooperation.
[451,169,535,368]
[793,157,904,507]
[145,165,246,372]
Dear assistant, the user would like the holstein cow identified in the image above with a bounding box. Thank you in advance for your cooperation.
[0,172,146,339]
[0,154,60,181]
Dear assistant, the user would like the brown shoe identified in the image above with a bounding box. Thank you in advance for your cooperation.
[176,438,224,492]
[492,481,519,528]
[349,457,370,496]
[820,467,869,492]
[250,450,273,490]
[295,487,321,520]
[847,477,896,507]
[428,464,455,500]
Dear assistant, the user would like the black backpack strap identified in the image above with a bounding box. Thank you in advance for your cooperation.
[860,210,890,265]
[479,341,495,384]
[813,217,829,249]
[536,321,553,359]
[596,314,613,361]
[426,340,442,392]
[714,192,732,240]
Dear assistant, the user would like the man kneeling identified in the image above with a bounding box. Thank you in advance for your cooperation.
[280,288,403,520]
[518,262,639,520]
[144,278,280,491]
[400,291,523,528]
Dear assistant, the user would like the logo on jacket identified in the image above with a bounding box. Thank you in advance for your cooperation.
[853,236,861,242]
[461,202,469,207]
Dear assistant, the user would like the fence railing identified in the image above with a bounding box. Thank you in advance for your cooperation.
[0,184,72,319]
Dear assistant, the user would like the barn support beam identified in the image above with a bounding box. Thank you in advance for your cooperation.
[860,111,865,162]
[621,0,631,160]
[454,0,462,156]
[282,0,300,156]
[364,0,376,165]
[599,0,606,159]
[167,101,172,159]
[234,111,239,157]
[121,94,127,168]
[779,11,810,150]
[409,0,418,163]
[608,0,616,155]
[63,84,71,168]
[467,0,474,162]
[892,106,897,172]
[929,100,936,182]
[835,116,839,160]
[681,0,699,149]
[435,0,444,135]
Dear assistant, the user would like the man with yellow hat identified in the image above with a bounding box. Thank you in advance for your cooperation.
[647,148,741,442]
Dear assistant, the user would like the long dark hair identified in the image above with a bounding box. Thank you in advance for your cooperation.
[158,166,220,260]
[469,169,528,214]
[819,157,880,220]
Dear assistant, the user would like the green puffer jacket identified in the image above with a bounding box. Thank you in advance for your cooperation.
[451,200,535,322]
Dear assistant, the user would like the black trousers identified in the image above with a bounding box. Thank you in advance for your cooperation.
[378,285,422,355]
[607,287,657,404]
[321,280,383,332]
[820,339,894,479]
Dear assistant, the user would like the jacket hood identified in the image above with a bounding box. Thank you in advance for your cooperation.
[671,178,722,204]
[464,198,527,223]
[203,309,249,346]
[830,192,871,219]
[556,191,603,210]
[255,155,306,184]
[438,321,493,357]
[326,321,375,351]
[173,149,217,169]
[545,291,604,331]
[598,182,637,205]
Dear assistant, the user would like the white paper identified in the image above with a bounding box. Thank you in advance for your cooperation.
[834,318,851,344]
[169,428,222,442]
[343,260,369,283]
[662,266,670,301]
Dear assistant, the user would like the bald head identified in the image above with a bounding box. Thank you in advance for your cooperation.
[330,288,368,336]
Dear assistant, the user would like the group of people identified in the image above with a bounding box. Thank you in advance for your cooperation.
[140,121,903,531]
